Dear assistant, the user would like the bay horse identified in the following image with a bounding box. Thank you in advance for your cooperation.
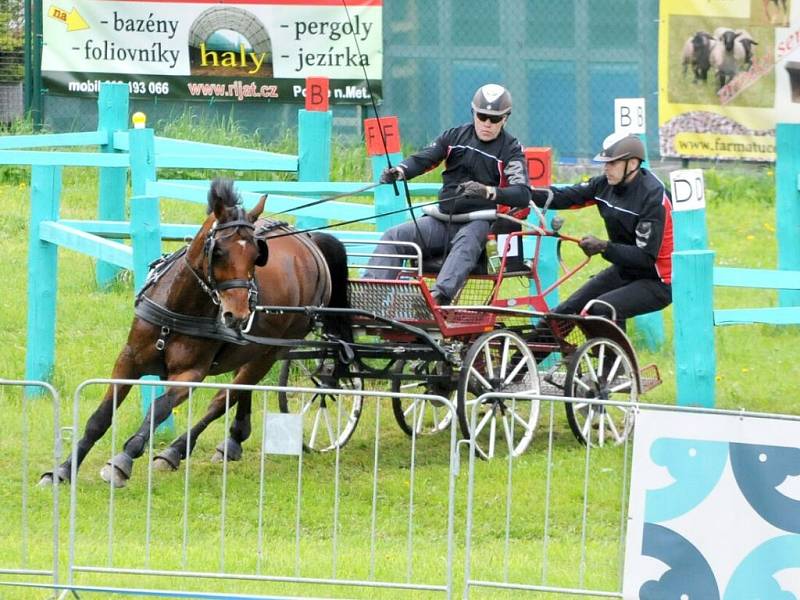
[40,179,350,487]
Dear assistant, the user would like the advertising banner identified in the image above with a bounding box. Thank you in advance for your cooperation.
[41,0,382,103]
[658,0,800,161]
[624,409,800,598]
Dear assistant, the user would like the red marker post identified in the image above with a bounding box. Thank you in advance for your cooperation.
[524,147,557,306]
[364,116,405,231]
[304,77,329,112]
[297,77,332,232]
[524,147,552,188]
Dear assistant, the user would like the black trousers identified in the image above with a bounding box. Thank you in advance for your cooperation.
[553,266,672,326]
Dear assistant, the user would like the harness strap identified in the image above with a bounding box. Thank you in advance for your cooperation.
[135,296,343,349]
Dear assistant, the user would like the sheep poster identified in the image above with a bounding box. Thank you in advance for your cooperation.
[658,0,800,161]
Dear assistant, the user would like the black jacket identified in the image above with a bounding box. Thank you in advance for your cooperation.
[533,169,674,283]
[399,123,530,214]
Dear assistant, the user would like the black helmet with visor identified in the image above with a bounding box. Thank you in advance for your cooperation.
[471,84,512,119]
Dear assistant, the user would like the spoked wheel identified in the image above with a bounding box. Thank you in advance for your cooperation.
[391,360,456,437]
[277,357,363,452]
[564,337,638,447]
[457,330,541,459]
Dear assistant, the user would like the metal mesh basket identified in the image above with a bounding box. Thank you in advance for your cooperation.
[349,280,435,323]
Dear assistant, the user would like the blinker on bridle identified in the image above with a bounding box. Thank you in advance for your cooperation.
[185,214,261,311]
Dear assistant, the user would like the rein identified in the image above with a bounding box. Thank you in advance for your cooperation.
[265,181,382,219]
[263,197,446,239]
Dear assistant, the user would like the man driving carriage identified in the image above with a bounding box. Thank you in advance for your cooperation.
[532,132,674,328]
[363,83,531,305]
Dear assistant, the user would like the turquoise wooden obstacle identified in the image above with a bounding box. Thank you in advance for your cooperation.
[672,122,800,407]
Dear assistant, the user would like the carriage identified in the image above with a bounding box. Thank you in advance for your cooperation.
[40,181,663,489]
[272,203,662,459]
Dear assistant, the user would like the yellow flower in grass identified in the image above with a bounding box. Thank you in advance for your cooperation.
[746,235,755,240]
[763,223,775,233]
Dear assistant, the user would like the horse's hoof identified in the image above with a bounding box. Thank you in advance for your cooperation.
[99,464,128,488]
[38,473,57,487]
[211,439,243,463]
[153,446,181,471]
[100,453,133,488]
[38,466,69,486]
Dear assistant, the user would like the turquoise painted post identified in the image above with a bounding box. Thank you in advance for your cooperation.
[539,212,559,308]
[25,165,62,394]
[130,195,161,292]
[96,83,129,289]
[129,127,160,287]
[296,109,332,232]
[673,209,708,251]
[363,117,406,232]
[632,132,664,351]
[776,123,800,306]
[371,153,406,232]
[129,126,171,432]
[673,250,715,407]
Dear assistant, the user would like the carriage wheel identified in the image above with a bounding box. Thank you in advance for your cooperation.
[564,337,638,447]
[391,360,456,437]
[456,330,540,459]
[277,357,363,452]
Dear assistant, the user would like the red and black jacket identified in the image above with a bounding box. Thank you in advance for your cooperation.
[399,123,531,216]
[534,169,674,284]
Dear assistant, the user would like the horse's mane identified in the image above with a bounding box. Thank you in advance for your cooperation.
[206,178,241,214]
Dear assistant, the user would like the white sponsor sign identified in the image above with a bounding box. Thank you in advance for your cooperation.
[669,169,706,212]
[614,97,646,135]
[41,1,382,80]
[624,409,800,599]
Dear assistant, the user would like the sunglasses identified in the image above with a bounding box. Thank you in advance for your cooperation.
[475,112,505,124]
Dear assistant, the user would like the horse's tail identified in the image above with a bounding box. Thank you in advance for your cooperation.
[311,232,353,343]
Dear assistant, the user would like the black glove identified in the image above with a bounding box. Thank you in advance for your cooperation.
[459,180,497,201]
[578,235,608,257]
[379,166,405,184]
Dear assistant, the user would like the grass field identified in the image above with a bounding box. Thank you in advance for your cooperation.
[0,123,796,599]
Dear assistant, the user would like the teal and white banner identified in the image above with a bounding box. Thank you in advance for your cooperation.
[41,0,383,103]
[624,409,800,598]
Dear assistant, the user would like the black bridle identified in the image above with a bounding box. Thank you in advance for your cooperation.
[185,216,261,312]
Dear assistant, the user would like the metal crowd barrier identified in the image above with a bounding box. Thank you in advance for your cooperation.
[0,379,61,598]
[462,392,634,598]
[65,378,459,599]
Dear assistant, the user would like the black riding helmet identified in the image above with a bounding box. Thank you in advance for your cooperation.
[471,84,512,116]
[593,132,646,162]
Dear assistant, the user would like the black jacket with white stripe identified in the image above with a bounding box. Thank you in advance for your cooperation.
[399,123,530,214]
[533,169,674,284]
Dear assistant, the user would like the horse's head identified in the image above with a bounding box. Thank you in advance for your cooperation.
[192,179,268,330]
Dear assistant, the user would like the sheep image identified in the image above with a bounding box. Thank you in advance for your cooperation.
[682,31,715,83]
[710,29,741,90]
[733,30,758,70]
[713,27,734,41]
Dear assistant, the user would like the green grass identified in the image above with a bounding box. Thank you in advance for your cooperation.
[0,138,796,599]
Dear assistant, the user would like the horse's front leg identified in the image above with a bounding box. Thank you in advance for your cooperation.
[211,392,252,463]
[154,357,274,471]
[39,347,141,486]
[100,370,203,487]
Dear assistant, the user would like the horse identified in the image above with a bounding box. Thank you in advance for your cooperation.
[40,178,351,487]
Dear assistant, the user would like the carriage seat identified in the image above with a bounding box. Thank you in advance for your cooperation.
[420,205,528,275]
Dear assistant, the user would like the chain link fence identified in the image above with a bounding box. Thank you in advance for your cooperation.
[0,0,24,124]
[13,0,659,160]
